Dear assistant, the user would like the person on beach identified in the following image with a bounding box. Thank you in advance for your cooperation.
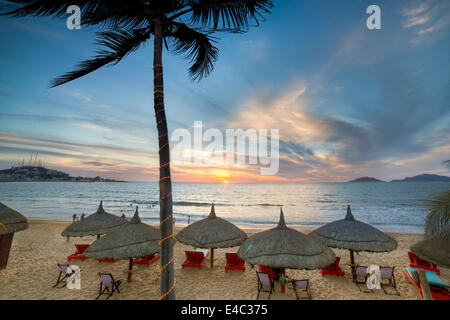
[72,214,77,223]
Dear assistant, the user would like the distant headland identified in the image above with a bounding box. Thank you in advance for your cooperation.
[348,177,384,182]
[0,166,125,182]
[349,173,450,183]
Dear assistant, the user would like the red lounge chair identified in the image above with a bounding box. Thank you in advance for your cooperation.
[67,244,89,261]
[259,265,276,279]
[403,268,449,300]
[225,253,245,272]
[98,258,117,263]
[182,251,208,269]
[408,251,440,275]
[320,257,345,277]
[133,252,160,266]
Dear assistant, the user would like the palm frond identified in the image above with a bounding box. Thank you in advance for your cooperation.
[425,190,450,236]
[186,0,273,31]
[1,0,148,30]
[50,28,150,87]
[168,22,218,80]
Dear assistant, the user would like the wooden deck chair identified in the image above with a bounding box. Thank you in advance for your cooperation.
[292,279,312,300]
[380,266,400,296]
[225,253,245,272]
[53,264,72,288]
[95,273,121,300]
[67,244,89,262]
[320,257,345,277]
[408,251,440,275]
[256,271,274,300]
[351,265,372,293]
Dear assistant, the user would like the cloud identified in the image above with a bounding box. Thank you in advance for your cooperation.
[401,0,450,44]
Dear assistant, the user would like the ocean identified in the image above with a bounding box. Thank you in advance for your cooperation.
[0,181,449,234]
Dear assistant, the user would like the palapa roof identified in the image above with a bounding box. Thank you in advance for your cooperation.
[312,205,397,252]
[84,207,160,260]
[237,209,336,270]
[61,201,127,237]
[0,202,28,235]
[410,225,450,268]
[175,203,247,248]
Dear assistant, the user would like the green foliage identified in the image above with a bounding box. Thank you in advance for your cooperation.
[425,190,450,236]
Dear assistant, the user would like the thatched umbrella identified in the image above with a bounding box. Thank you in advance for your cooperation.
[238,208,336,270]
[312,205,398,272]
[176,203,247,268]
[61,201,127,239]
[410,225,450,268]
[84,207,160,282]
[0,202,28,269]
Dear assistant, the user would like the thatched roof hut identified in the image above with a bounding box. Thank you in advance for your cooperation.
[176,203,247,248]
[61,201,127,237]
[0,202,28,235]
[0,202,28,269]
[176,203,247,267]
[410,225,450,268]
[312,205,398,252]
[237,209,336,270]
[84,207,160,260]
[84,207,160,281]
[312,205,397,270]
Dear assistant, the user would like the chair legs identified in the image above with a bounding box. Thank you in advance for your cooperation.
[53,271,69,288]
[381,277,400,296]
[96,281,121,300]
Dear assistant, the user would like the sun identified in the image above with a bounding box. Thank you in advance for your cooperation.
[223,180,229,184]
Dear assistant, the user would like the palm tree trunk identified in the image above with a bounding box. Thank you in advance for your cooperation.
[153,19,175,300]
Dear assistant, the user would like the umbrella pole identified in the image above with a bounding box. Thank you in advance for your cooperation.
[349,250,356,275]
[210,248,214,268]
[127,258,133,282]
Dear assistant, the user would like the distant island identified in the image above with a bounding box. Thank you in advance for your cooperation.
[348,177,384,183]
[391,174,450,182]
[349,174,450,183]
[0,166,125,182]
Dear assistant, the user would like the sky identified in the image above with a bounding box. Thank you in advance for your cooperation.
[0,0,449,183]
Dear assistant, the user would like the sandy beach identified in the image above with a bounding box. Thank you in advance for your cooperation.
[0,218,448,300]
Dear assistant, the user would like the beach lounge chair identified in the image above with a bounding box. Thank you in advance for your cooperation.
[258,265,282,280]
[403,267,450,300]
[98,258,117,263]
[225,253,246,272]
[408,251,440,275]
[380,266,400,296]
[351,265,372,293]
[292,279,312,300]
[182,250,209,269]
[320,257,345,277]
[133,252,160,267]
[53,264,72,288]
[95,273,121,300]
[67,244,89,262]
[256,272,274,300]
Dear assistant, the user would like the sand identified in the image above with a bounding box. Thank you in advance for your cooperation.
[0,218,448,300]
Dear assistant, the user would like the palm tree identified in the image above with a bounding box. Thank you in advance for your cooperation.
[1,0,273,299]
[425,190,450,236]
